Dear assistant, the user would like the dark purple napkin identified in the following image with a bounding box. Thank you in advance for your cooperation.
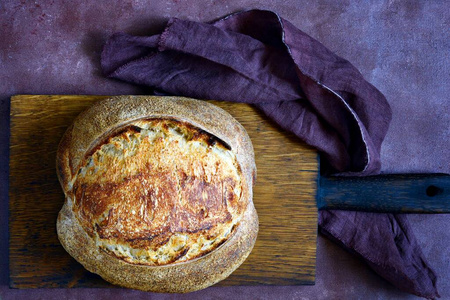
[101,9,439,299]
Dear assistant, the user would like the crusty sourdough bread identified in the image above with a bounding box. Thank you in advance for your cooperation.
[56,96,258,292]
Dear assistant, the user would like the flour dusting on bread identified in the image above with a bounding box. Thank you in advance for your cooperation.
[71,119,244,265]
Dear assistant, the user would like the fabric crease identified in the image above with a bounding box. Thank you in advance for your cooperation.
[101,9,439,299]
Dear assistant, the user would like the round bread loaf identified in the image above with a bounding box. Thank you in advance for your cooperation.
[56,96,258,293]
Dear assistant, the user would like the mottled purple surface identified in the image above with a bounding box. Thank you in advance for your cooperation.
[101,10,438,297]
[1,1,449,299]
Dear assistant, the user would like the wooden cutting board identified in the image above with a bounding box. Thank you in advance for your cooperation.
[9,95,318,288]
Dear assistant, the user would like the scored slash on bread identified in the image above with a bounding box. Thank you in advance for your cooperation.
[56,96,258,293]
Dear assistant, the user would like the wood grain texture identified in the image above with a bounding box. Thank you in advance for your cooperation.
[9,95,318,289]
[318,174,450,212]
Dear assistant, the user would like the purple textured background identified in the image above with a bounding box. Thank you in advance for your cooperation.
[1,1,449,299]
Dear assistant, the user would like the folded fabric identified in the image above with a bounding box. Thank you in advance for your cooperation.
[320,211,439,299]
[101,9,439,299]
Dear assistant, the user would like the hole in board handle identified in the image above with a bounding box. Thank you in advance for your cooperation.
[426,185,444,197]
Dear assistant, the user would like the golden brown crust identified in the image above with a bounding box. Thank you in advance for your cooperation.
[72,119,245,265]
[56,96,258,292]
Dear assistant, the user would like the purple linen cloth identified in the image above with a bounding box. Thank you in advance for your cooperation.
[102,10,391,175]
[101,9,439,299]
[319,211,439,299]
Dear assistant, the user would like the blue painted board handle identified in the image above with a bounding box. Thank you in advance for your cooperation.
[317,174,450,213]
